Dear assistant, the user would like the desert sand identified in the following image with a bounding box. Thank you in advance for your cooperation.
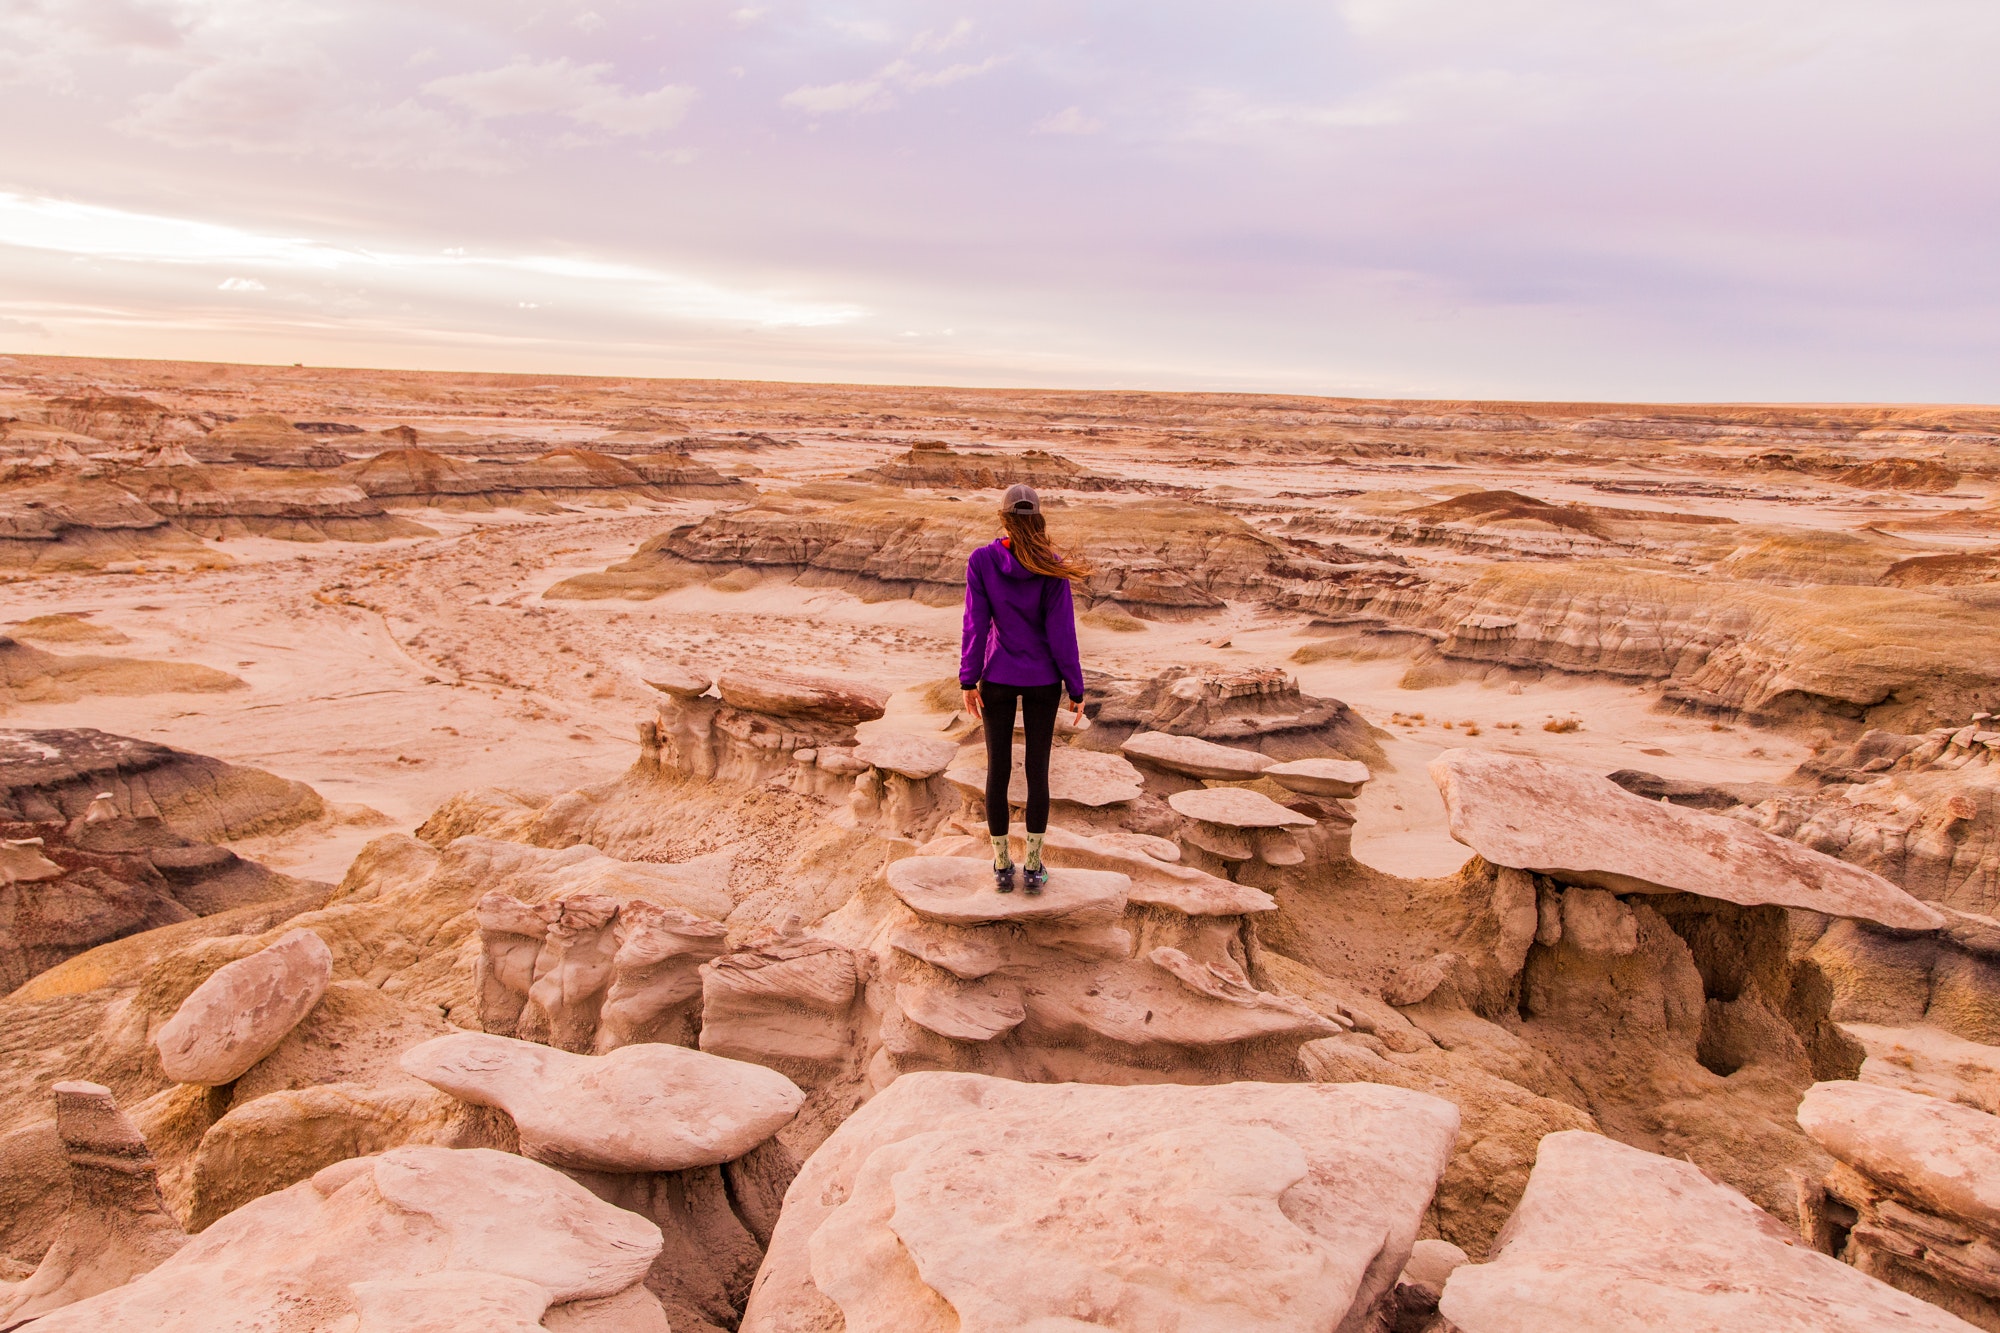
[5,352,2000,1330]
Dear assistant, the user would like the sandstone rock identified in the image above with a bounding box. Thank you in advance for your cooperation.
[898,975,1027,1043]
[1264,756,1371,797]
[1168,786,1317,828]
[852,732,959,779]
[153,927,333,1085]
[1438,1130,1969,1332]
[717,669,888,725]
[1120,729,1273,779]
[1798,1079,2000,1235]
[1432,748,1945,931]
[742,1073,1460,1333]
[887,855,1128,926]
[1559,885,1640,956]
[1842,1022,2000,1115]
[0,836,62,884]
[641,664,712,698]
[699,926,864,1070]
[0,1082,185,1326]
[401,1031,803,1173]
[599,898,729,1050]
[945,744,1145,808]
[22,1147,666,1333]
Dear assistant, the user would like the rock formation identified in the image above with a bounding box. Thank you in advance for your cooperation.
[1439,1130,1972,1332]
[153,928,334,1085]
[741,1072,1461,1333]
[0,1082,185,1326]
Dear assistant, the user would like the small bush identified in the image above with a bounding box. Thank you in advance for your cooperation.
[1543,717,1581,733]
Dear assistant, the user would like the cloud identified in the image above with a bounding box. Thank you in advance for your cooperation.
[782,48,1003,117]
[0,315,51,340]
[217,276,265,290]
[1034,106,1103,136]
[425,57,695,136]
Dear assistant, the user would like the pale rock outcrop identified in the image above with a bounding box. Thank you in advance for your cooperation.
[1120,729,1273,781]
[944,744,1145,814]
[1439,1129,1972,1332]
[641,664,713,699]
[717,670,888,726]
[152,927,333,1085]
[1843,1023,2000,1115]
[22,1147,668,1333]
[600,898,730,1050]
[741,1073,1461,1333]
[1084,666,1381,763]
[887,855,1128,927]
[1266,756,1371,798]
[851,733,957,780]
[402,1031,804,1173]
[698,920,868,1076]
[846,733,959,840]
[1169,785,1317,869]
[1799,1079,2000,1321]
[0,1082,185,1326]
[1433,748,1946,931]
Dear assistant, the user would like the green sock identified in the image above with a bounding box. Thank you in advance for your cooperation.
[991,835,1011,870]
[1024,832,1045,872]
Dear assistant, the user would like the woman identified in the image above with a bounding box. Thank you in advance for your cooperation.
[960,484,1090,895]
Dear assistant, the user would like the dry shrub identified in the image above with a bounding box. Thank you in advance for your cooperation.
[1543,717,1582,733]
[1082,607,1147,633]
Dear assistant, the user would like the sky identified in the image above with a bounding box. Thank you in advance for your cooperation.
[1,1,1996,401]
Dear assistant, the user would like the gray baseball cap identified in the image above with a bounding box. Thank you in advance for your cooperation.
[1001,484,1040,514]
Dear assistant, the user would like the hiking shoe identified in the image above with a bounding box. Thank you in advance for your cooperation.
[994,864,1016,893]
[1022,865,1047,895]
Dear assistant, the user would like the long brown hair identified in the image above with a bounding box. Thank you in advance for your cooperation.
[1000,509,1093,581]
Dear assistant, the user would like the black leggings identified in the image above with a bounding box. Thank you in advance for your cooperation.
[980,681,1062,836]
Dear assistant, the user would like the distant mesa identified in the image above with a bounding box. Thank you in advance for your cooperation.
[1834,456,1962,494]
[849,440,1137,492]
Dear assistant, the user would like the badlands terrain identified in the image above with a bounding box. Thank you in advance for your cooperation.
[4,352,2000,1329]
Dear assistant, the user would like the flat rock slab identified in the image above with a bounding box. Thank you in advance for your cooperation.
[1121,730,1272,780]
[1438,1130,1971,1333]
[946,745,1145,807]
[853,732,960,779]
[1265,757,1370,797]
[1842,1023,2000,1116]
[1168,786,1317,829]
[154,928,332,1085]
[401,1031,803,1173]
[716,670,887,725]
[887,855,1129,926]
[1430,748,1944,932]
[23,1146,664,1333]
[741,1073,1460,1333]
[1798,1079,2000,1233]
[642,665,713,698]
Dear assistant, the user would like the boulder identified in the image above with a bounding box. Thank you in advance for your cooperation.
[21,1147,667,1333]
[852,732,959,779]
[1798,1079,2000,1235]
[1431,748,1946,932]
[1265,757,1371,798]
[1842,1022,2000,1115]
[0,1082,185,1326]
[716,670,888,725]
[1438,1130,1969,1332]
[152,928,333,1085]
[741,1073,1461,1333]
[886,855,1129,927]
[641,664,713,699]
[401,1031,804,1173]
[1120,730,1273,780]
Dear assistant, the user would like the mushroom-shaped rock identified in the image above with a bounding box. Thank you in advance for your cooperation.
[642,664,713,698]
[1798,1079,2000,1234]
[2,836,64,884]
[400,1031,803,1173]
[1120,730,1272,780]
[946,746,1144,808]
[1438,1131,1968,1333]
[852,732,959,779]
[153,928,333,1085]
[22,1146,666,1333]
[887,855,1129,926]
[716,669,887,724]
[1265,757,1370,798]
[0,1082,186,1326]
[741,1074,1461,1333]
[1169,786,1316,864]
[1430,748,1945,932]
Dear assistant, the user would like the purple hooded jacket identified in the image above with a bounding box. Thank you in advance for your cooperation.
[959,538,1085,700]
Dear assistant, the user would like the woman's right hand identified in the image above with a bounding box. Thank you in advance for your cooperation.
[962,688,982,719]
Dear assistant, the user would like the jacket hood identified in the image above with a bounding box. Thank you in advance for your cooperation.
[988,537,1041,580]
